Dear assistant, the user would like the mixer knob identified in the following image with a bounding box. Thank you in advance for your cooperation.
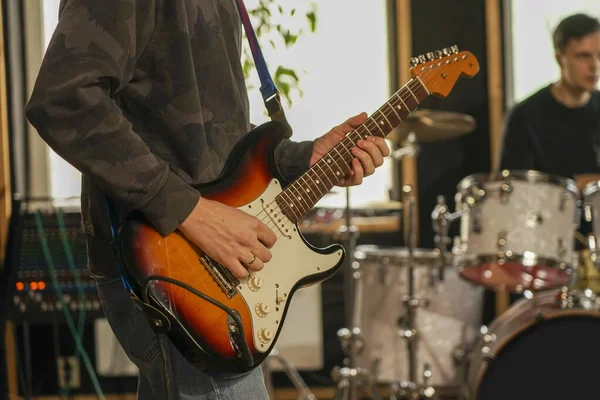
[247,276,263,292]
[258,328,274,343]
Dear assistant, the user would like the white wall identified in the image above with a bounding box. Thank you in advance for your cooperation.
[510,0,600,105]
[36,0,392,209]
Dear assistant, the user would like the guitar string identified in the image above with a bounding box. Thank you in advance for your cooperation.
[257,78,424,225]
[249,63,462,245]
[254,78,428,229]
[254,74,440,240]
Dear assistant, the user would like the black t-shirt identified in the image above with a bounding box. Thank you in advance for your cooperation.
[498,84,600,177]
[498,85,600,245]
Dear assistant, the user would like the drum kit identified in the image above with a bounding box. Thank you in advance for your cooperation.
[327,110,600,400]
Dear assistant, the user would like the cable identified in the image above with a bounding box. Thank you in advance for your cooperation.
[56,208,87,397]
[33,210,105,400]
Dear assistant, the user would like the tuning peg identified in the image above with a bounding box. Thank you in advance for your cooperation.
[451,45,459,54]
[426,52,435,61]
[418,54,426,63]
[442,48,451,56]
[409,57,420,66]
[434,50,443,59]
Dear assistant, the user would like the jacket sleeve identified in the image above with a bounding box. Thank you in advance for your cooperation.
[496,106,536,172]
[274,139,314,183]
[24,0,199,236]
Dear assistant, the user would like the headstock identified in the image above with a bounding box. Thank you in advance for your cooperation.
[409,45,479,98]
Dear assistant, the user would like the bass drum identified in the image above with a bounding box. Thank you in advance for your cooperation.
[464,289,600,399]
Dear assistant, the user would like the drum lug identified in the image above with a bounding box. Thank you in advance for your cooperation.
[559,191,570,212]
[499,181,512,204]
[497,231,507,253]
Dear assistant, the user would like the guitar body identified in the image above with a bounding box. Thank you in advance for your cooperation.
[118,121,345,372]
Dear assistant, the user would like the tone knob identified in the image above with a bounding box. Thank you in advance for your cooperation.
[409,57,420,66]
[426,52,434,61]
[247,276,263,292]
[255,302,271,318]
[418,54,426,63]
[434,50,443,59]
[451,45,459,54]
[259,328,274,343]
[442,48,451,56]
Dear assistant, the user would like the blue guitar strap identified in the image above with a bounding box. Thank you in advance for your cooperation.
[234,0,291,133]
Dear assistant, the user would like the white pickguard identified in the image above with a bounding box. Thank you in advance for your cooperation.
[236,179,343,353]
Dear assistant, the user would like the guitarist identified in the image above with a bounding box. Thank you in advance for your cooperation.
[24,1,390,399]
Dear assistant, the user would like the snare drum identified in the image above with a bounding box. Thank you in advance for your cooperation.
[353,245,484,393]
[453,170,580,292]
[463,289,600,400]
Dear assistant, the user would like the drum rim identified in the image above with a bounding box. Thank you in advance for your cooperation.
[457,169,578,195]
[466,291,600,398]
[583,180,600,197]
[454,253,574,292]
[354,244,442,261]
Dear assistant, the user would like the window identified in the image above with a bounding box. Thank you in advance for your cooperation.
[39,0,392,210]
[509,0,600,105]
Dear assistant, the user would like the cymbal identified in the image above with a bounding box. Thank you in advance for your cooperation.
[387,109,476,144]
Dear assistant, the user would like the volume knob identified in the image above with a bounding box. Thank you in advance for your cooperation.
[247,276,263,292]
[254,302,271,318]
[258,328,274,343]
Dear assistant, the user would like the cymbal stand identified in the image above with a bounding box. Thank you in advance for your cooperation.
[392,185,436,400]
[430,195,472,390]
[331,190,383,399]
[262,348,317,400]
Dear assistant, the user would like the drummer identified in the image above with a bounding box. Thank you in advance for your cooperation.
[497,13,600,178]
[490,13,600,321]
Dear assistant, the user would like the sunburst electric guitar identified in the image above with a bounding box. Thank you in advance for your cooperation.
[117,46,479,372]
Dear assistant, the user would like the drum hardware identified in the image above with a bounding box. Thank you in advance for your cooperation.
[386,184,437,400]
[387,110,476,145]
[262,348,317,400]
[391,133,420,161]
[330,260,381,400]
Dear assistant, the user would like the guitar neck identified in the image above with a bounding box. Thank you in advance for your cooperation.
[276,77,429,224]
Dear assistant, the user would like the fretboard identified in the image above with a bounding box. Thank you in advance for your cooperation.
[276,78,429,223]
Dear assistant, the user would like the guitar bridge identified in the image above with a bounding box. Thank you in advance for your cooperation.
[199,256,240,299]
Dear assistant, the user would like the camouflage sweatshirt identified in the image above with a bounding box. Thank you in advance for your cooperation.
[25,0,314,278]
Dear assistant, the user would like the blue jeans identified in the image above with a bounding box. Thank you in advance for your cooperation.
[95,278,269,399]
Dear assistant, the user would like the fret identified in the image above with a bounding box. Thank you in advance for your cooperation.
[314,161,336,187]
[387,99,403,121]
[355,125,371,141]
[365,119,385,138]
[320,154,343,183]
[399,86,419,111]
[306,169,326,197]
[278,189,301,222]
[298,175,319,203]
[288,183,311,216]
[332,146,350,168]
[406,85,419,103]
[394,92,410,117]
[374,109,394,134]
